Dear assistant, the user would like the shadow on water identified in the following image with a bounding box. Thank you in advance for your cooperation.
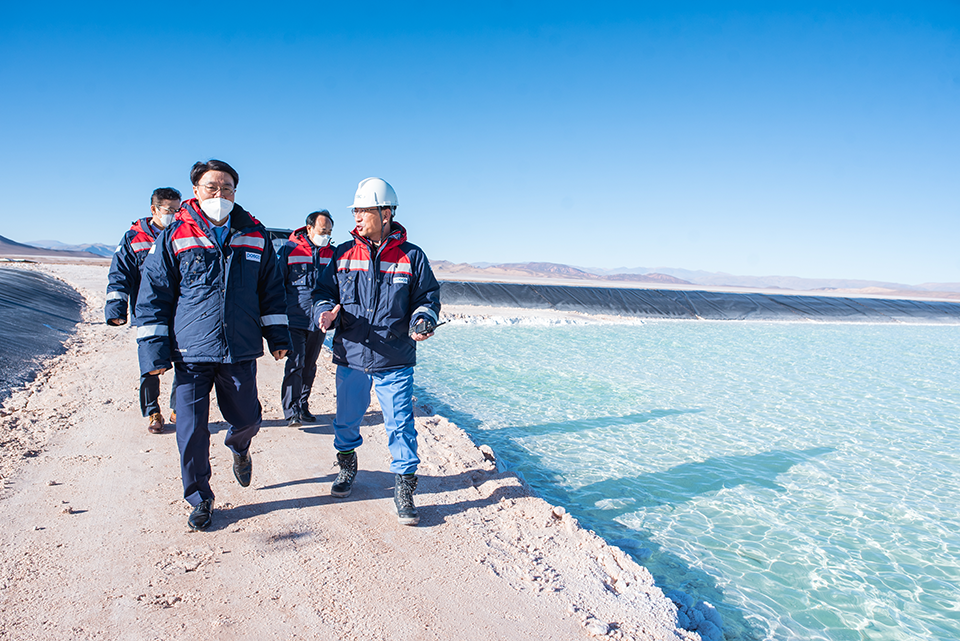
[481,409,705,437]
[552,447,835,641]
[570,446,837,514]
[414,387,833,641]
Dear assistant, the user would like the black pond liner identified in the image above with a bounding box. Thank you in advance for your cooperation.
[438,281,960,323]
[0,269,83,403]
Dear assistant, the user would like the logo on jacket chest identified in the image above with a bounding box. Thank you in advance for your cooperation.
[246,252,261,263]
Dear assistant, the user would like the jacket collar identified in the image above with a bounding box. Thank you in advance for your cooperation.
[132,217,159,239]
[350,220,407,251]
[290,226,312,248]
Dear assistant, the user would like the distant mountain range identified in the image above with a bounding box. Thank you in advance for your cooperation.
[432,261,690,284]
[433,260,960,297]
[26,240,115,258]
[577,265,959,293]
[0,235,107,260]
[3,233,958,297]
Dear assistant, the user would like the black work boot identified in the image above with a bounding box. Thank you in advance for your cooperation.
[394,473,419,526]
[233,452,253,487]
[330,450,357,498]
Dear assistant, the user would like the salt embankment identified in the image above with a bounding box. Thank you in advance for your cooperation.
[0,267,83,404]
[439,280,960,323]
[0,263,696,640]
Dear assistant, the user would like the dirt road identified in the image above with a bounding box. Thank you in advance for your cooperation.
[0,263,691,640]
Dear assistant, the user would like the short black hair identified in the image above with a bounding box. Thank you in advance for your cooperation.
[306,210,333,228]
[190,159,239,187]
[151,187,182,206]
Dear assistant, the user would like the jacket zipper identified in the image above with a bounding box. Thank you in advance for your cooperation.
[217,227,228,363]
[367,238,382,371]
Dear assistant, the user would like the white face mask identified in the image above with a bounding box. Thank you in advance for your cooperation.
[159,214,175,227]
[311,234,331,247]
[199,197,234,223]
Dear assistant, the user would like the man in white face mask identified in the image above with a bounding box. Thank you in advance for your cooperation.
[277,210,335,426]
[105,187,182,434]
[136,159,292,531]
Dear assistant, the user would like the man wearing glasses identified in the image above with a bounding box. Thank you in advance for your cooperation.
[137,160,291,531]
[312,177,441,526]
[105,187,182,434]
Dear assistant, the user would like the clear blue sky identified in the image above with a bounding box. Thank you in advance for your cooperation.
[1,2,958,284]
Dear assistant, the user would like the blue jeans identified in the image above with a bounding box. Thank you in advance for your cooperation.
[334,365,419,475]
[174,361,262,506]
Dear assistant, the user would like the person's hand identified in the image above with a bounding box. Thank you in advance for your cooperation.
[409,316,440,341]
[107,318,125,326]
[319,304,341,331]
[272,350,289,360]
[148,368,168,375]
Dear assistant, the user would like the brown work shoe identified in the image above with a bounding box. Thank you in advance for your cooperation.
[147,412,164,434]
[169,410,177,424]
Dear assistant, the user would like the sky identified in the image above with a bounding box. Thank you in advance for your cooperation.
[1,1,958,285]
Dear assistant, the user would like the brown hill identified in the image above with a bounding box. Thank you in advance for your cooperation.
[432,260,690,285]
[0,235,106,261]
[603,272,691,284]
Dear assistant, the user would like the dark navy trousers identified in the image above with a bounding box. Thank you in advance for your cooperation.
[139,371,178,417]
[174,360,262,506]
[280,327,325,418]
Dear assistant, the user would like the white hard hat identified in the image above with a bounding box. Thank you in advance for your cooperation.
[349,177,398,210]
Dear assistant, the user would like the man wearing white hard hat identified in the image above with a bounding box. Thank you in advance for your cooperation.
[311,177,441,526]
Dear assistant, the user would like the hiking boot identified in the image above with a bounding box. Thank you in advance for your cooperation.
[394,473,419,526]
[330,451,357,498]
[188,498,214,531]
[169,410,176,424]
[147,412,164,434]
[300,406,316,422]
[287,412,302,428]
[233,452,253,487]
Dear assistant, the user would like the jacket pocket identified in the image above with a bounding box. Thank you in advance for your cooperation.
[180,249,212,287]
[338,271,359,305]
[291,264,310,287]
[237,247,261,287]
[384,277,411,321]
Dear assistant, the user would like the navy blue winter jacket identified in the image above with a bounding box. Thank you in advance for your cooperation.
[136,199,291,375]
[311,221,441,373]
[105,218,160,326]
[277,227,334,331]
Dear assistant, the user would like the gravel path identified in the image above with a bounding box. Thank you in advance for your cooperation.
[0,263,693,641]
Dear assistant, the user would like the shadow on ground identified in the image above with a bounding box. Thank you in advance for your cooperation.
[213,467,514,531]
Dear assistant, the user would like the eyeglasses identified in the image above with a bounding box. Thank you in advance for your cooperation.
[353,208,380,216]
[198,183,235,196]
[155,206,179,215]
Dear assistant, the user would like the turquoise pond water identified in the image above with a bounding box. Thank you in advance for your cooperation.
[412,320,960,641]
